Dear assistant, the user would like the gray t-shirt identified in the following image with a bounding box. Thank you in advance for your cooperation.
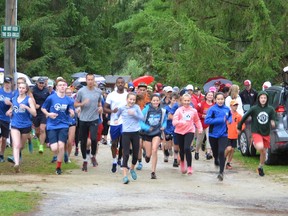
[76,86,102,121]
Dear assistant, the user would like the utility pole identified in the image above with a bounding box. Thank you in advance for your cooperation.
[4,0,17,81]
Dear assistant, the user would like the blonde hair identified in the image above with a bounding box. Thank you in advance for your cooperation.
[228,84,240,99]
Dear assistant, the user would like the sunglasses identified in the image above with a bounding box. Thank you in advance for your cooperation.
[38,82,45,84]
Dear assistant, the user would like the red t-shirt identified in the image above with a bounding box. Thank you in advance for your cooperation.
[197,101,214,129]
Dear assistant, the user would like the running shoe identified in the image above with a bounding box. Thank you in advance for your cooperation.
[173,159,178,168]
[226,163,232,170]
[0,156,5,163]
[56,167,62,175]
[117,159,121,166]
[194,152,199,160]
[38,144,44,154]
[206,153,213,160]
[190,146,195,152]
[14,164,20,173]
[28,142,33,153]
[91,156,98,167]
[74,147,79,156]
[164,155,169,163]
[111,163,117,173]
[217,173,224,181]
[82,161,88,172]
[257,167,265,176]
[151,172,157,179]
[7,156,15,164]
[136,162,143,170]
[51,156,57,163]
[64,153,69,163]
[187,166,193,175]
[130,169,137,180]
[180,161,187,174]
[123,176,129,184]
[164,149,170,157]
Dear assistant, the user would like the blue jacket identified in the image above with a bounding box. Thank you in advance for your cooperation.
[204,104,232,138]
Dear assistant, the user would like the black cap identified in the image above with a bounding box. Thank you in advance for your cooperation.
[38,77,45,83]
[138,82,147,88]
[4,76,12,83]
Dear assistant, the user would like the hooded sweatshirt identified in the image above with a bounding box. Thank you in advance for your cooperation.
[237,91,276,136]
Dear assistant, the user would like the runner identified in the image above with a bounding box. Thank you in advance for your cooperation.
[103,77,128,173]
[74,74,102,172]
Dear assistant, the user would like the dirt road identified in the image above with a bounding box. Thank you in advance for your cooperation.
[1,144,287,216]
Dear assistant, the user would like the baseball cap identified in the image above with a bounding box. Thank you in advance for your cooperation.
[47,81,54,87]
[262,81,271,90]
[164,86,173,92]
[4,76,12,83]
[244,80,251,86]
[128,82,134,89]
[38,77,45,83]
[186,84,194,91]
[230,99,239,106]
[209,86,217,92]
[194,86,201,91]
[173,86,179,92]
[138,82,147,88]
[147,86,153,92]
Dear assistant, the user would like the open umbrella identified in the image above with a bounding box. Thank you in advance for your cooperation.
[71,72,88,79]
[133,75,154,87]
[203,76,232,93]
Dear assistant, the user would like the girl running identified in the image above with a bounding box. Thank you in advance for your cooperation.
[205,92,232,181]
[140,94,167,179]
[7,82,36,173]
[173,93,203,175]
[115,93,144,184]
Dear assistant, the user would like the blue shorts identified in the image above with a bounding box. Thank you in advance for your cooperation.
[47,128,69,144]
[110,125,122,141]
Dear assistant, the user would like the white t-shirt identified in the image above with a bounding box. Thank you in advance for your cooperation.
[225,95,244,116]
[105,91,128,126]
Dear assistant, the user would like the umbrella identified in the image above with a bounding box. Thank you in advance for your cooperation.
[71,72,88,79]
[133,75,154,87]
[203,76,232,93]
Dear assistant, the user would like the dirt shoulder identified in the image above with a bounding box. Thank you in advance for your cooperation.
[1,145,288,216]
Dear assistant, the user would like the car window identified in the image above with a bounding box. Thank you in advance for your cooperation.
[266,90,280,109]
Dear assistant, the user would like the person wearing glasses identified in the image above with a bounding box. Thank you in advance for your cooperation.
[32,77,50,154]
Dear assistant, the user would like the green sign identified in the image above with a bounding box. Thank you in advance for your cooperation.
[1,25,20,39]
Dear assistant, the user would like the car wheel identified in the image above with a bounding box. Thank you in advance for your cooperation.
[265,148,279,165]
[239,130,250,156]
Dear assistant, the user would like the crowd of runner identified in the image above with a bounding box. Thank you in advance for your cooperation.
[0,74,276,183]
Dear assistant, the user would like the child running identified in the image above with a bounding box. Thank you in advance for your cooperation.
[172,93,203,175]
[140,94,167,179]
[7,82,36,173]
[237,91,276,176]
[205,92,232,181]
[114,92,144,184]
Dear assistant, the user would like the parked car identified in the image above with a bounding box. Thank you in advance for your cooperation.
[238,69,288,165]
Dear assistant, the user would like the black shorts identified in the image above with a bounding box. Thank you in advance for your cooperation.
[33,113,47,127]
[11,126,31,134]
[227,139,237,148]
[142,133,162,142]
[0,120,10,138]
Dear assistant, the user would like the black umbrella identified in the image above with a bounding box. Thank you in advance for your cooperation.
[71,72,87,79]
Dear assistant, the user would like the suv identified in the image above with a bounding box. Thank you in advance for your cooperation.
[238,70,288,165]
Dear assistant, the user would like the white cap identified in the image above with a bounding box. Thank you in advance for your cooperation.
[186,84,194,91]
[163,86,173,92]
[262,81,271,90]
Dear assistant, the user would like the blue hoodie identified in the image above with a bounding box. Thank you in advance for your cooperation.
[204,103,232,138]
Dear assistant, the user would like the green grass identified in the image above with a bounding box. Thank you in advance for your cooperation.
[0,191,41,216]
[0,140,79,175]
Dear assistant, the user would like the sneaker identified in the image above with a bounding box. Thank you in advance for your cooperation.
[7,156,15,164]
[74,147,79,156]
[180,161,187,174]
[91,156,98,167]
[206,153,213,160]
[194,152,199,160]
[257,167,265,177]
[123,176,129,184]
[226,163,232,170]
[64,153,69,163]
[82,161,88,172]
[187,166,193,175]
[56,167,62,175]
[117,159,122,166]
[111,163,117,173]
[0,156,5,163]
[173,159,178,167]
[190,146,195,152]
[217,173,224,181]
[130,169,137,180]
[136,162,143,170]
[164,155,169,163]
[51,156,57,163]
[38,144,44,154]
[151,172,157,179]
[28,142,33,153]
[164,149,169,157]
[14,164,20,173]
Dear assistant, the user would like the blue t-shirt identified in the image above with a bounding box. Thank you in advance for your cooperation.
[164,104,176,135]
[11,95,32,129]
[0,87,13,122]
[42,93,74,130]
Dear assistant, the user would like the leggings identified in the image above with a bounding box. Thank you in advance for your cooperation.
[121,132,140,168]
[175,132,194,167]
[79,120,98,159]
[209,136,228,173]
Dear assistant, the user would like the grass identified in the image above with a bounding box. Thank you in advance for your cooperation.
[0,191,41,216]
[0,139,79,175]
